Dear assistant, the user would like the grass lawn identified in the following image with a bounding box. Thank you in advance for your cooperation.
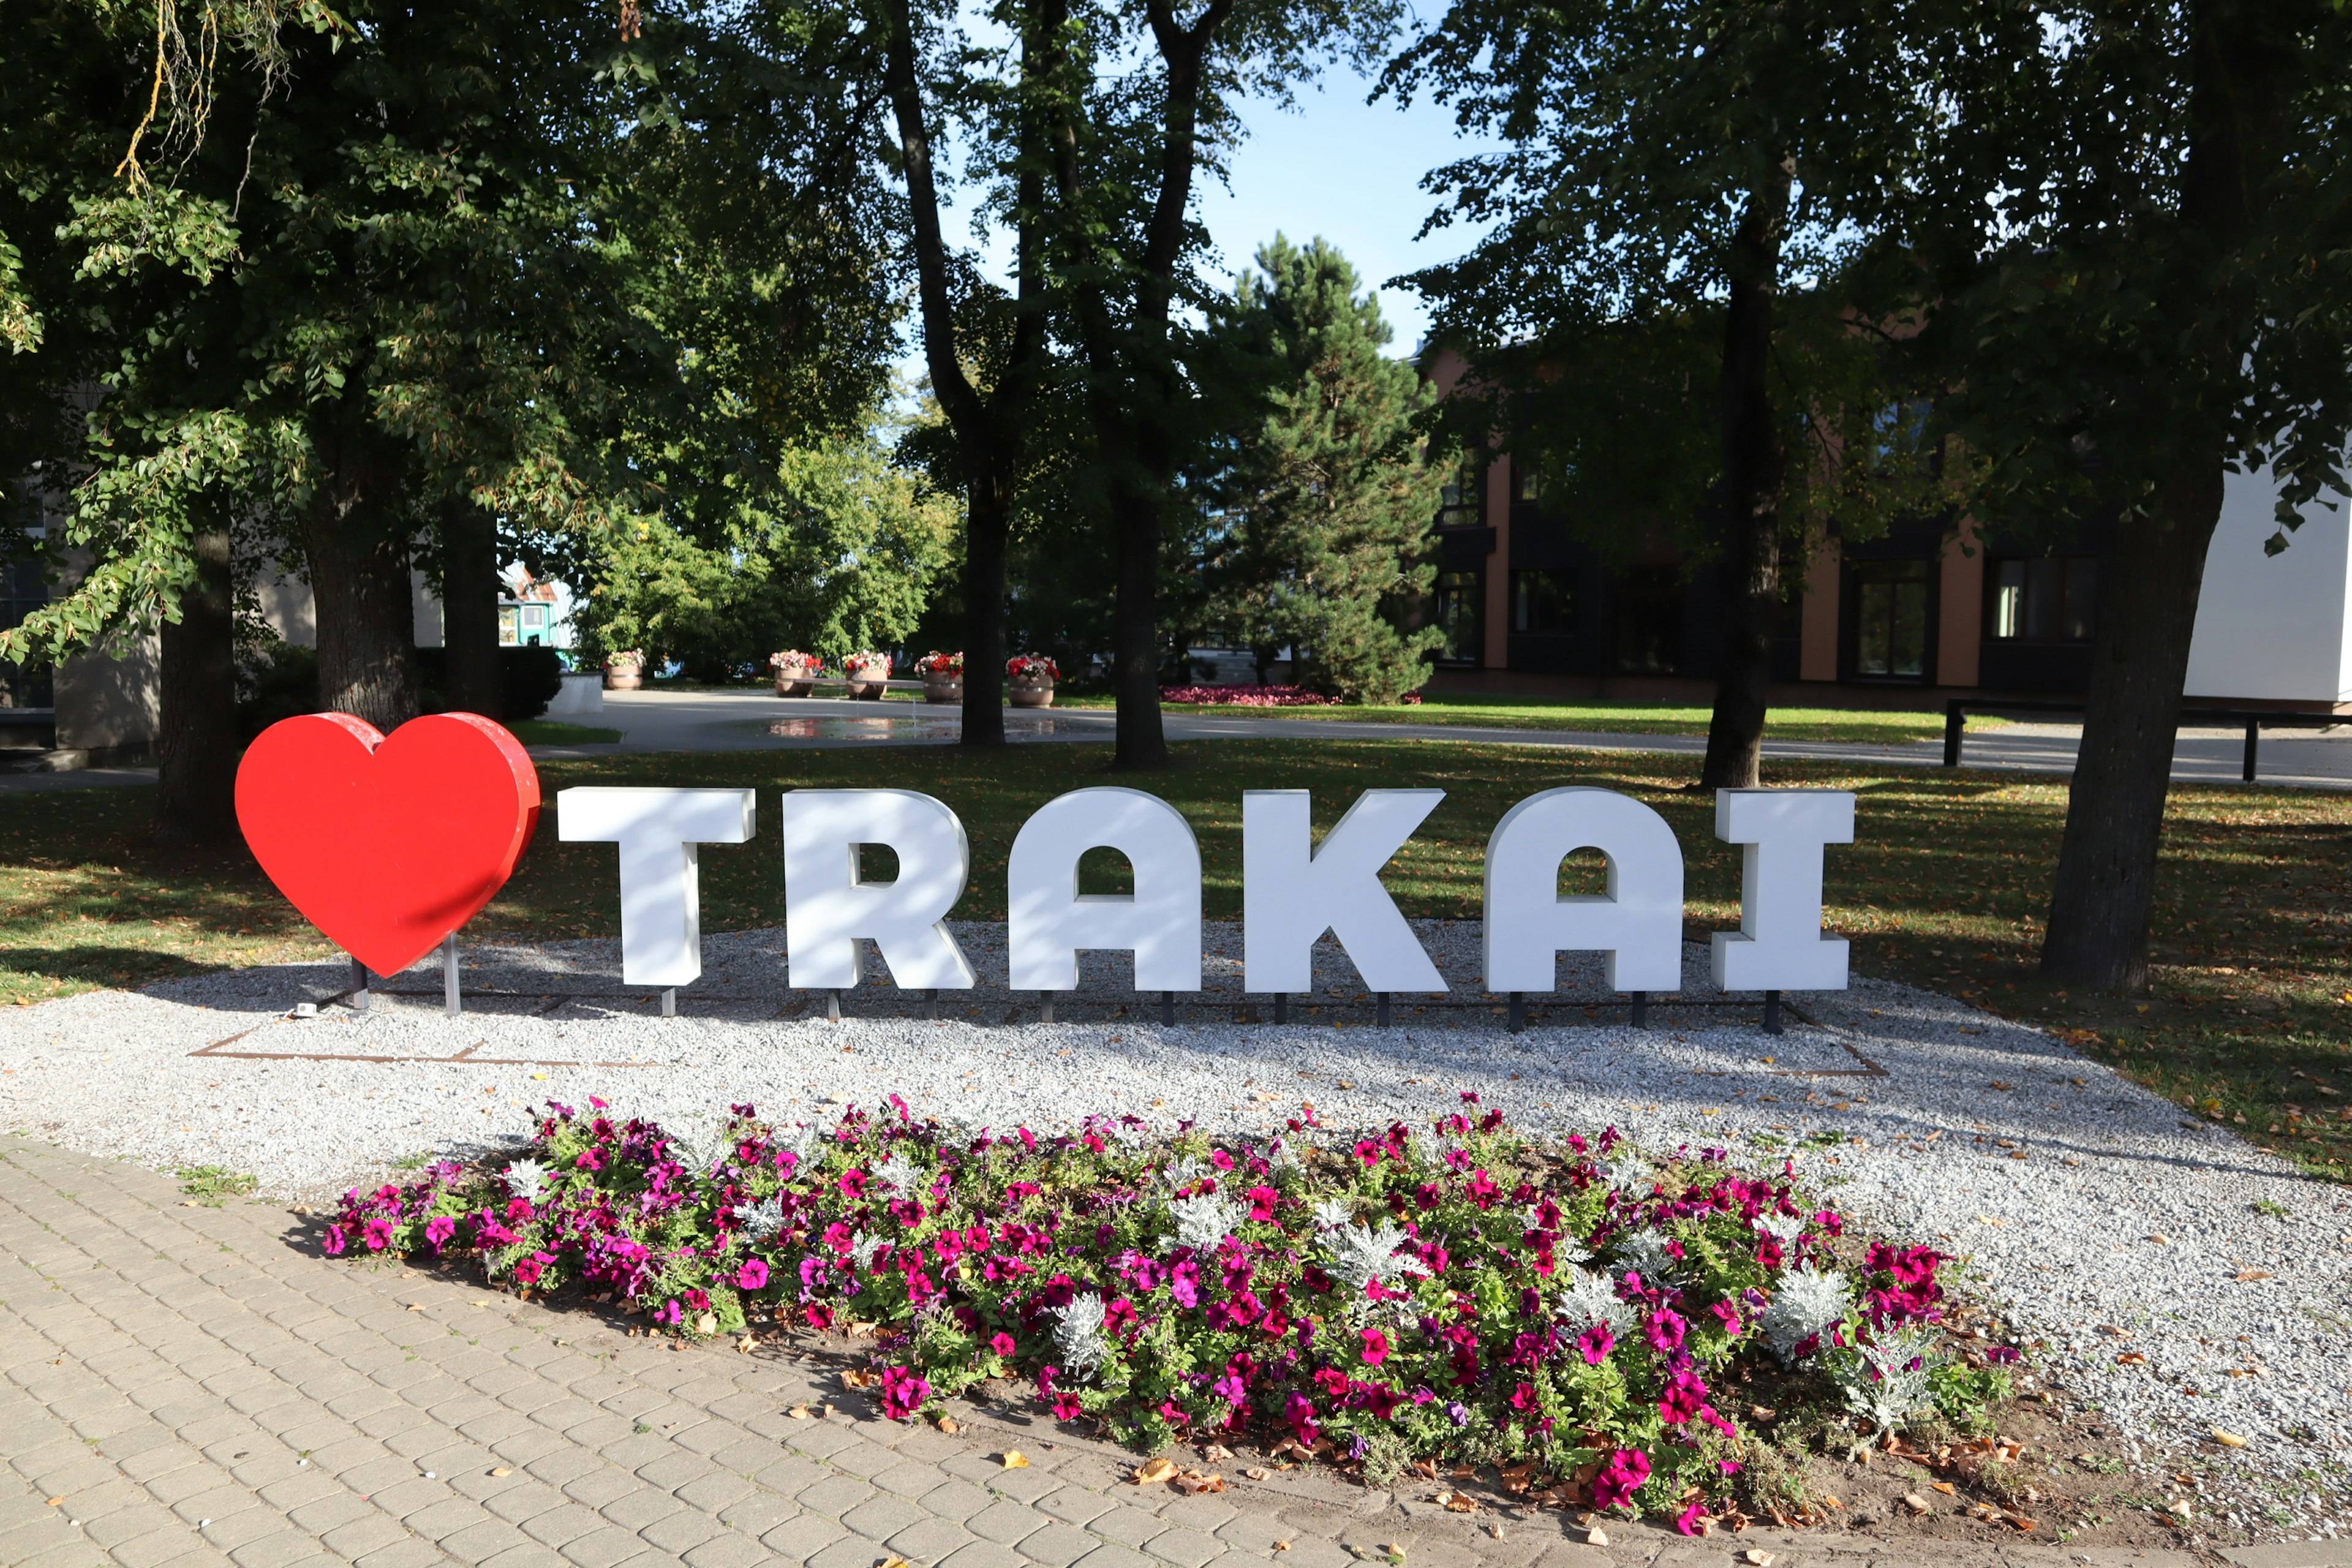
[1058,691,2004,746]
[4,736,2345,1177]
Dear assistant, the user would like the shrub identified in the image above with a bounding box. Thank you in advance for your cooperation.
[333,1099,1989,1530]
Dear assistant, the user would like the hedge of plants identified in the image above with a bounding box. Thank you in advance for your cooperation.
[332,1097,2011,1530]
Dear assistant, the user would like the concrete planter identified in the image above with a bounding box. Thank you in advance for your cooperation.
[773,664,820,697]
[1008,677,1055,709]
[921,676,964,704]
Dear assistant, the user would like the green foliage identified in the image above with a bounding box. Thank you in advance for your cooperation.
[176,1165,258,1205]
[1384,0,1978,564]
[1198,237,1446,703]
[573,424,959,674]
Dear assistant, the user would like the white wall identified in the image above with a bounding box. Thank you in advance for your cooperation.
[256,569,443,649]
[2184,466,2352,704]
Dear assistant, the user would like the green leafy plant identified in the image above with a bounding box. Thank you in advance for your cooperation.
[176,1166,257,1206]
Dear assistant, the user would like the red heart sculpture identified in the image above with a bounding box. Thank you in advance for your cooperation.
[236,712,541,976]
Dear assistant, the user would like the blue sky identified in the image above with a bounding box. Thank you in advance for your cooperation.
[1194,67,1496,355]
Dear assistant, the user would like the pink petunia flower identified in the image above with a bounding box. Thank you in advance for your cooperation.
[736,1258,769,1291]
[1590,1448,1649,1511]
[1360,1328,1389,1367]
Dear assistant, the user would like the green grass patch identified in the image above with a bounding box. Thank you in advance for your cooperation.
[508,720,622,746]
[1060,692,2004,746]
[3,736,2346,1179]
[176,1165,258,1205]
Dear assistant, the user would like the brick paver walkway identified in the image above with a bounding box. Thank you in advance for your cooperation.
[0,1137,2198,1568]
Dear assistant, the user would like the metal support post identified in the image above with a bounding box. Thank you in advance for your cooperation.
[442,934,461,1017]
[1376,992,1390,1027]
[660,988,677,1018]
[1630,990,1648,1029]
[1274,994,1287,1025]
[350,956,371,1012]
[1507,992,1525,1033]
[2244,720,2260,784]
[1763,990,1783,1035]
[1160,990,1175,1027]
[1041,993,1054,1024]
[824,989,839,1022]
[1943,701,1966,768]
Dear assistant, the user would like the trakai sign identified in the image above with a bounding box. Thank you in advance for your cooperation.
[557,783,1854,999]
[232,712,1853,1007]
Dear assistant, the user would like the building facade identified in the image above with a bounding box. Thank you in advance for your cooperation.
[1424,379,2352,713]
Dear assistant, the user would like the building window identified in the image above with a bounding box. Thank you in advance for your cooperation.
[0,555,53,708]
[1511,568,1578,635]
[1988,556,2097,641]
[1430,570,1483,664]
[1511,459,1542,505]
[1436,463,1481,530]
[1611,567,1683,675]
[497,605,519,645]
[1852,559,1931,678]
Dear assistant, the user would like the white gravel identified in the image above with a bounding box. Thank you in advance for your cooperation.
[4,921,2348,1536]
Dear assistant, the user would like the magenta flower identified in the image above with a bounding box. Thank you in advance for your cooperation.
[322,1224,348,1256]
[1578,1320,1613,1365]
[1590,1448,1649,1510]
[990,1332,1017,1358]
[1675,1500,1709,1536]
[362,1217,395,1252]
[1360,1328,1390,1367]
[880,1364,930,1421]
[424,1216,456,1253]
[1646,1308,1686,1354]
[1659,1366,1709,1425]
[736,1258,769,1290]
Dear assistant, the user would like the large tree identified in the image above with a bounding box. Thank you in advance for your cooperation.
[1899,1,2352,989]
[1385,0,1994,786]
[1199,235,1445,702]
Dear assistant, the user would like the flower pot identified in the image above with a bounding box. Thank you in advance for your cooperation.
[1008,677,1055,709]
[845,677,888,701]
[921,676,964,704]
[605,669,643,691]
[773,665,818,697]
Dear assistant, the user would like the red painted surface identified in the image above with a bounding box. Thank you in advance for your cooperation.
[236,713,541,976]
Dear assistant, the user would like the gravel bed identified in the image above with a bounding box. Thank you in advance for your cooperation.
[4,920,2348,1537]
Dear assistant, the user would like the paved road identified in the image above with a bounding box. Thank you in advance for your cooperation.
[18,691,2352,793]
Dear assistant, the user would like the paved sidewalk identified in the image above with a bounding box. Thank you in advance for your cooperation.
[7,1135,2332,1568]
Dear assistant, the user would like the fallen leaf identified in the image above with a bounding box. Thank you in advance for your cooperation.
[736,1335,756,1354]
[787,1404,817,1420]
[1273,1542,1291,1553]
[842,1369,879,1389]
[1200,1442,1233,1462]
[44,1498,62,1507]
[1740,1552,1776,1567]
[489,1468,512,1478]
[1585,1527,1609,1547]
[2212,1429,2248,1448]
[1931,1481,1956,1495]
[2116,1352,2149,1365]
[2233,1269,2274,1283]
[1900,1493,1932,1515]
[406,1303,424,1312]
[880,1559,910,1568]
[695,1312,718,1336]
[1134,1458,1178,1485]
[937,1415,959,1435]
[1172,1471,1227,1495]
[1441,1492,1479,1513]
[1001,1452,1030,1469]
[1243,1466,1271,1481]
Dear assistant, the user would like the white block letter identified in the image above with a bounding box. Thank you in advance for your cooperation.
[782,790,976,990]
[1483,788,1683,993]
[558,788,755,987]
[1008,788,1200,992]
[1244,790,1446,993]
[1709,789,1853,991]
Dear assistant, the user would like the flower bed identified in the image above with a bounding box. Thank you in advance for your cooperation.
[331,1100,2008,1531]
[1160,684,1340,706]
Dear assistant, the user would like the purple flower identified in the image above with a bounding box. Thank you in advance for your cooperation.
[736,1258,769,1290]
[1591,1448,1649,1510]
[880,1365,930,1421]
[424,1216,456,1253]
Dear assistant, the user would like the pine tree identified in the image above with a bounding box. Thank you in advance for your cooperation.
[1206,236,1445,704]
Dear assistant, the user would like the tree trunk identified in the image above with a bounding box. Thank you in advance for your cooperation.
[2038,466,2222,988]
[155,524,237,843]
[2037,1,2286,988]
[441,500,502,720]
[301,483,419,733]
[1110,473,1169,767]
[962,496,1009,744]
[1699,175,1790,790]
